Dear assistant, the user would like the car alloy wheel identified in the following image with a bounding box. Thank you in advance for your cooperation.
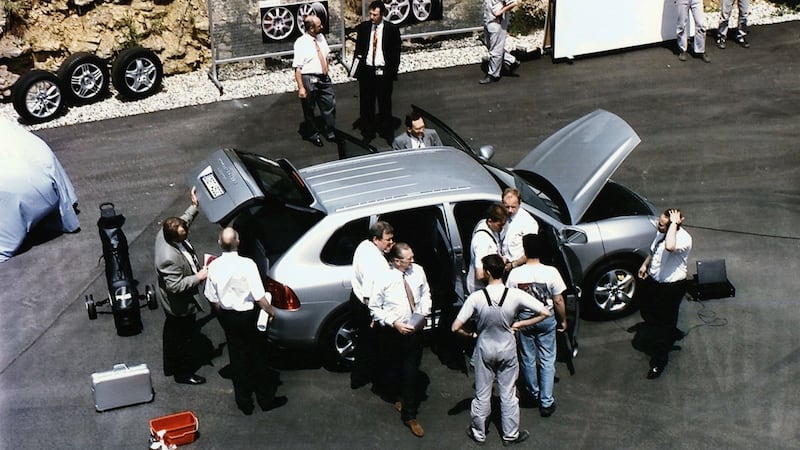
[262,6,295,41]
[583,259,639,319]
[12,70,65,124]
[411,0,432,21]
[111,46,163,100]
[384,0,411,24]
[57,52,109,105]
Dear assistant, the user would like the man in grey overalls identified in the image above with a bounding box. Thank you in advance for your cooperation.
[452,254,551,446]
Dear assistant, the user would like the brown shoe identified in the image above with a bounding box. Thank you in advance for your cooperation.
[404,419,425,437]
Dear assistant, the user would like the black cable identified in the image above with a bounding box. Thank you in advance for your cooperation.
[685,224,800,241]
[683,297,728,338]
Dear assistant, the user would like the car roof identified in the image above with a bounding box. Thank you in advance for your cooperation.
[298,147,501,213]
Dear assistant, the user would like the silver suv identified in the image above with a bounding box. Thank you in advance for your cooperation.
[189,108,657,368]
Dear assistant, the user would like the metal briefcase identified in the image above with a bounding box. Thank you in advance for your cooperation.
[91,363,154,412]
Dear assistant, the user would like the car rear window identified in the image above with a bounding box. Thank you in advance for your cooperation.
[239,152,314,207]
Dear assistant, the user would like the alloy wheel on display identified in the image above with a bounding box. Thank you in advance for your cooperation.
[384,0,411,24]
[262,6,295,40]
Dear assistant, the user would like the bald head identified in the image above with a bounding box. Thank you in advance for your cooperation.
[219,227,239,252]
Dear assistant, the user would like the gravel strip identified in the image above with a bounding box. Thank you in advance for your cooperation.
[2,2,796,131]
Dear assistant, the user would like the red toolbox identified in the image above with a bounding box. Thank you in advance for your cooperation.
[149,411,198,446]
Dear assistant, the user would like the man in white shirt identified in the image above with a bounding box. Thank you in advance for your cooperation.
[293,14,336,147]
[501,188,539,273]
[468,203,508,293]
[349,221,394,389]
[453,254,550,446]
[637,208,693,379]
[204,227,285,415]
[370,242,431,438]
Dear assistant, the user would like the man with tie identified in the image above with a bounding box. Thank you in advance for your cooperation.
[370,242,431,438]
[293,14,336,147]
[154,187,212,385]
[391,111,443,150]
[354,1,402,140]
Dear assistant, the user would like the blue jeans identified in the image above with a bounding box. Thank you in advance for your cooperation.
[517,315,557,407]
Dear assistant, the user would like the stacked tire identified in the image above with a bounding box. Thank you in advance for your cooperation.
[12,46,163,124]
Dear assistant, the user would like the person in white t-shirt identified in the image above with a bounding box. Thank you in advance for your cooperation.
[506,233,566,417]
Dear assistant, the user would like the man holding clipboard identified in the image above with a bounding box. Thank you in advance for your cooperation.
[369,242,431,438]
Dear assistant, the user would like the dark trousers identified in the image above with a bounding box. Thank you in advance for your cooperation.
[358,68,394,133]
[300,74,336,139]
[376,326,423,422]
[349,292,377,385]
[217,309,277,411]
[163,313,198,377]
[640,278,687,368]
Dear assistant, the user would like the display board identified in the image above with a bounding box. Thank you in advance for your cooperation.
[553,0,694,59]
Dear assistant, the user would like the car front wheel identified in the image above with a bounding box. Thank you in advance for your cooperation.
[582,258,640,320]
[320,309,356,371]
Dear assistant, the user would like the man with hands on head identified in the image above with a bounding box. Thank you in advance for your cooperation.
[637,208,692,380]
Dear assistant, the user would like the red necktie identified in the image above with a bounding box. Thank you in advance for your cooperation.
[371,24,378,66]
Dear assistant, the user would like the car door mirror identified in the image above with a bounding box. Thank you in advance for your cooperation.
[477,145,495,161]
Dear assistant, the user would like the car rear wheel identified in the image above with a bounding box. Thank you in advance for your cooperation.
[320,309,356,371]
[57,52,109,105]
[12,70,65,124]
[111,46,163,100]
[86,295,97,320]
[145,285,158,310]
[582,258,640,320]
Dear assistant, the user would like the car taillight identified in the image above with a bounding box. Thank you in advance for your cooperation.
[265,277,301,311]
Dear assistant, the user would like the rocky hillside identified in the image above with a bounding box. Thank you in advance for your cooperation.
[0,0,210,98]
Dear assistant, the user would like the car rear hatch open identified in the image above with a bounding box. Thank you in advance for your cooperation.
[187,148,322,225]
[514,109,641,225]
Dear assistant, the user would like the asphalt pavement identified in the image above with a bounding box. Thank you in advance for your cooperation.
[1,21,799,449]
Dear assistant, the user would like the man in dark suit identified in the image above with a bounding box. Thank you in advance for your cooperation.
[392,111,443,150]
[154,187,212,385]
[354,1,401,140]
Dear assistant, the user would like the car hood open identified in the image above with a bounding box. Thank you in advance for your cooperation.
[514,109,641,224]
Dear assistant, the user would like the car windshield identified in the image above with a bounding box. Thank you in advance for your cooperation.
[238,152,314,207]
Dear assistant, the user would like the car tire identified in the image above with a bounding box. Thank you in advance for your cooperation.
[320,309,356,371]
[581,258,641,320]
[12,70,65,124]
[57,52,109,106]
[86,295,97,320]
[145,285,158,310]
[111,46,163,100]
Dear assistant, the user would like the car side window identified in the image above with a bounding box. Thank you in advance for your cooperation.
[320,218,371,266]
